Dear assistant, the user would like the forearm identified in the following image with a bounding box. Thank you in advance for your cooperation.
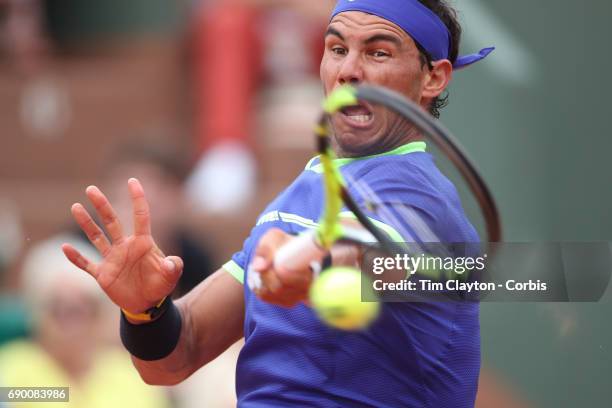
[130,301,199,385]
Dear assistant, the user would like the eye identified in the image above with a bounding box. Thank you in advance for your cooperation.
[331,46,347,56]
[371,50,390,58]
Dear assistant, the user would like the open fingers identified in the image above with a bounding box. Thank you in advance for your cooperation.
[71,203,112,256]
[128,178,151,236]
[62,243,99,279]
[85,185,124,243]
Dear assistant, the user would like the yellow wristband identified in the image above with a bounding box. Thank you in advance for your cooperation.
[122,297,168,323]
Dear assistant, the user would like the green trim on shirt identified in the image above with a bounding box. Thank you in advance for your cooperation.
[223,260,244,284]
[305,141,427,173]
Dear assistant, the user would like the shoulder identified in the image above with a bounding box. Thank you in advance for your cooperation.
[348,153,451,215]
[357,151,436,182]
[344,152,477,242]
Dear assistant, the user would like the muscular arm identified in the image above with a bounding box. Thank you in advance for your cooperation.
[63,180,245,386]
[133,268,244,385]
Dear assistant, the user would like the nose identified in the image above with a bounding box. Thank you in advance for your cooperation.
[337,52,364,86]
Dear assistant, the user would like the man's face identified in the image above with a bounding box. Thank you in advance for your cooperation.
[320,11,430,157]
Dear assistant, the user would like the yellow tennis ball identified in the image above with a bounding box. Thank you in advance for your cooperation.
[309,266,380,331]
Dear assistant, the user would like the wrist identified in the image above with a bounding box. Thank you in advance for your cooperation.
[121,297,171,325]
[120,297,182,361]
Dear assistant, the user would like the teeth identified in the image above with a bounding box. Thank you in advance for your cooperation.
[348,114,372,123]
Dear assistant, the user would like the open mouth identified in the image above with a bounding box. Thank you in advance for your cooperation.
[340,102,374,128]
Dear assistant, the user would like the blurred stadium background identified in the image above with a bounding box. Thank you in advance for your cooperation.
[0,0,610,407]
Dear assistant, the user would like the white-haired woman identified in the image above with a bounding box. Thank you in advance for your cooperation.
[0,233,170,408]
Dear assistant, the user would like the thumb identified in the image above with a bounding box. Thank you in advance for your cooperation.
[161,256,184,282]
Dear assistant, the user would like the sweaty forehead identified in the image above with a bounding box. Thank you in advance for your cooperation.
[328,11,412,43]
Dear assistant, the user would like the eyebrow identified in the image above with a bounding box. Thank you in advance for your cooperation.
[325,27,401,47]
[364,34,402,47]
[325,27,345,41]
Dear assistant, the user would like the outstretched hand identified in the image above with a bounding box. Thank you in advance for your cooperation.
[62,178,183,316]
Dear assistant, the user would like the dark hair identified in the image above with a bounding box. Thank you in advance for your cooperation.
[416,0,462,118]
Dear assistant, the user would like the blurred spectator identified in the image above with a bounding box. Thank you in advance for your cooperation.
[102,142,217,298]
[172,339,243,408]
[0,199,28,346]
[0,296,28,346]
[186,0,335,214]
[0,233,170,408]
[0,0,48,75]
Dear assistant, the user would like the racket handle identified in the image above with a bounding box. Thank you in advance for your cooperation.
[274,230,328,274]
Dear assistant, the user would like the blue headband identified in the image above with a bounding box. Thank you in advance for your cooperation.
[331,0,494,70]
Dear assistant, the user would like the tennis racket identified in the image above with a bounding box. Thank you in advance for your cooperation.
[273,84,501,280]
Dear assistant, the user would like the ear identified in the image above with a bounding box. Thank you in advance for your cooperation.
[421,59,453,100]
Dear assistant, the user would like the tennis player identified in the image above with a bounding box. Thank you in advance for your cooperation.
[62,1,493,406]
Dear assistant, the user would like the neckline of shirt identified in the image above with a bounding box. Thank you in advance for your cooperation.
[305,141,427,173]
